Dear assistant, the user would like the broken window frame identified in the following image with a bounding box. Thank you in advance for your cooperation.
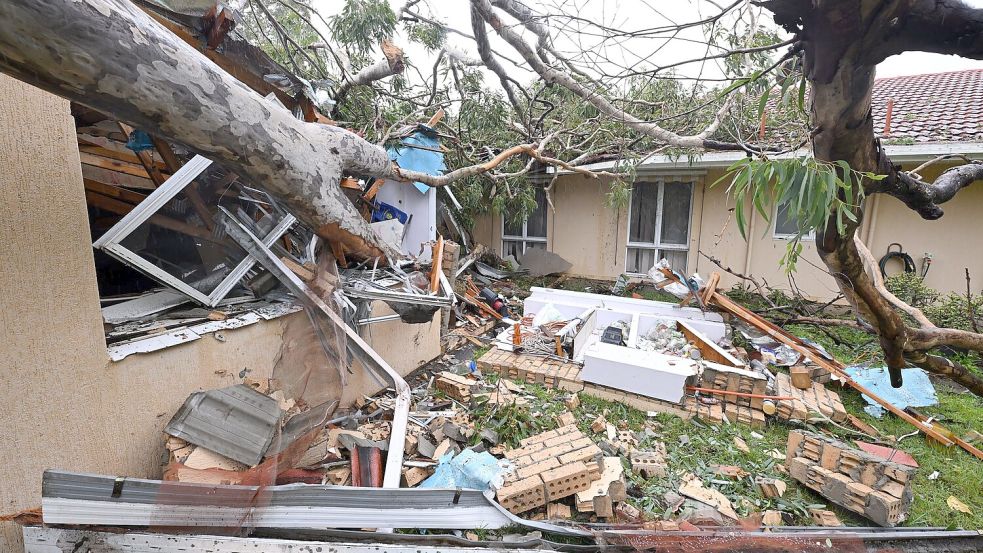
[92,155,296,307]
[625,179,694,274]
[502,187,548,257]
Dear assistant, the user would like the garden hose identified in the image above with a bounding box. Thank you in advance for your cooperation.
[879,243,916,277]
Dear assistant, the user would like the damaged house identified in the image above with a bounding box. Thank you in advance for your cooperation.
[0,4,447,549]
[0,0,982,552]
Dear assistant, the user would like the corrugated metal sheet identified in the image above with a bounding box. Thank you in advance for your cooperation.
[40,470,549,533]
[164,384,283,466]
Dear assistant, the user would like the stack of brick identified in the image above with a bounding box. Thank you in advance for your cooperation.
[683,397,766,428]
[774,373,848,423]
[496,424,604,514]
[690,365,767,428]
[435,371,477,402]
[631,443,668,479]
[798,363,833,384]
[477,348,582,390]
[786,430,915,527]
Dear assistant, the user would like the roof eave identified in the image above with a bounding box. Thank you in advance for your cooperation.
[553,141,983,175]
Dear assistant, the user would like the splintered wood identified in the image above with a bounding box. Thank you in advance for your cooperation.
[786,430,915,527]
[496,424,606,514]
[773,372,847,423]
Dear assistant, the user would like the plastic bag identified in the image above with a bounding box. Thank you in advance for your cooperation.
[531,303,564,327]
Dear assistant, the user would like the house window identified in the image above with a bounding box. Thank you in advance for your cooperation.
[502,187,548,258]
[626,180,693,273]
[773,201,816,240]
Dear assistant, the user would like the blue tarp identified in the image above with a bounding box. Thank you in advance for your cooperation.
[418,449,508,491]
[387,128,445,194]
[843,366,939,418]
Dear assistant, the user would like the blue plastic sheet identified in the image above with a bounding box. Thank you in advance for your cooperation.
[125,129,154,153]
[387,128,445,194]
[418,449,508,491]
[843,366,939,418]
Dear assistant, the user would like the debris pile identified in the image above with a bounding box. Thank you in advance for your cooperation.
[787,430,915,526]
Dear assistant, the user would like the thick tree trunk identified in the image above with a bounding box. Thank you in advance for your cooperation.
[770,0,983,396]
[0,0,397,260]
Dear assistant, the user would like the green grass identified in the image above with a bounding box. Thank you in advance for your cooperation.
[521,378,983,527]
[477,279,983,528]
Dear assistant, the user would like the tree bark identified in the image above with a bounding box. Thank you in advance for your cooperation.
[0,0,397,260]
[764,0,983,396]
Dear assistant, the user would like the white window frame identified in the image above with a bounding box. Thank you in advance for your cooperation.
[502,193,548,256]
[93,155,296,307]
[625,179,694,274]
[772,200,816,240]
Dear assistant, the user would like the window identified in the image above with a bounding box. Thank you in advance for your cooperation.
[626,180,693,273]
[773,201,816,240]
[502,187,548,258]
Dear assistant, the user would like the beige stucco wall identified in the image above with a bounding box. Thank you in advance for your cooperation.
[0,76,440,551]
[695,168,837,300]
[863,164,983,295]
[474,173,705,280]
[473,163,979,301]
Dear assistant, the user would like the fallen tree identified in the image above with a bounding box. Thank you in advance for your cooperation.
[759,0,983,394]
[462,0,983,396]
[1,0,981,396]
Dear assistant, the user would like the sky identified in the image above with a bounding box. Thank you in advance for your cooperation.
[311,0,983,83]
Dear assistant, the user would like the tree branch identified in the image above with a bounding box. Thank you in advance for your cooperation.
[332,40,406,110]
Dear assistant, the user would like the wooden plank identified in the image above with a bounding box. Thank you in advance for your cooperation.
[677,319,742,367]
[83,179,147,205]
[81,163,156,190]
[79,151,155,179]
[680,271,958,449]
[78,144,167,169]
[430,235,444,293]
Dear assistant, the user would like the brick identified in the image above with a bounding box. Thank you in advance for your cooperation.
[516,458,561,480]
[541,461,592,501]
[559,444,602,465]
[497,475,546,514]
[631,451,667,479]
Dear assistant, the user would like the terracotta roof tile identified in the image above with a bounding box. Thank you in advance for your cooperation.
[873,69,983,144]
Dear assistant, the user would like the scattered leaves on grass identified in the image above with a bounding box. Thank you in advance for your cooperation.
[947,496,973,515]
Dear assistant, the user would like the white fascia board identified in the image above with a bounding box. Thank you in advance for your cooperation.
[553,141,983,174]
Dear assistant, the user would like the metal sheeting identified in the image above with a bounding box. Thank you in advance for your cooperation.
[23,527,555,553]
[163,384,283,466]
[40,470,514,530]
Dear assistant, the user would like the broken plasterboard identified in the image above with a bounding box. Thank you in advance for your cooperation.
[370,219,406,251]
[518,249,572,277]
[524,287,726,341]
[579,342,698,404]
[101,289,189,324]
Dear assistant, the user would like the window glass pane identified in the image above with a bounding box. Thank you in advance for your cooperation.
[626,247,656,274]
[503,240,522,258]
[660,182,692,245]
[117,164,287,295]
[525,188,548,238]
[526,241,546,251]
[503,216,523,237]
[775,201,798,236]
[660,249,688,271]
[629,182,658,243]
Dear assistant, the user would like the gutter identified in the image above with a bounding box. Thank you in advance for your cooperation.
[553,142,983,175]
